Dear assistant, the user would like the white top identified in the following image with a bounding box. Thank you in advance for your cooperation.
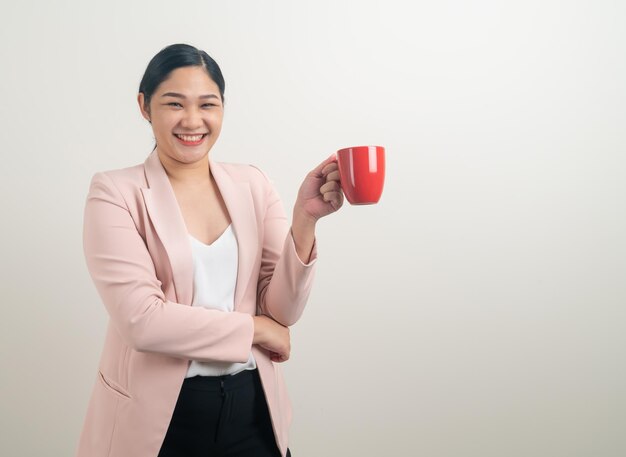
[185,225,257,378]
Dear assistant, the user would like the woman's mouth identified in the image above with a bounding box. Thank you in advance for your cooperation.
[174,133,207,146]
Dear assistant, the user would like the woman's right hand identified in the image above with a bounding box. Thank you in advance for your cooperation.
[253,315,291,363]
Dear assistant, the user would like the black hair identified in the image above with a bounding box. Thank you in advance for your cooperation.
[138,43,226,115]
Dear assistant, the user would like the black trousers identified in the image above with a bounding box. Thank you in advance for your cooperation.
[157,369,290,457]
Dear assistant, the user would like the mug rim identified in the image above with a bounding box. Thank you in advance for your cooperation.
[337,145,385,154]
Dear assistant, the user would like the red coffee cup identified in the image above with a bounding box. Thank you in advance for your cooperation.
[336,145,385,205]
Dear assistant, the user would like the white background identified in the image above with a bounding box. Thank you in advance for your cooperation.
[1,1,625,456]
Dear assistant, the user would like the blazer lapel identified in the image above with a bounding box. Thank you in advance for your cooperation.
[210,159,258,310]
[141,150,194,305]
[140,150,258,311]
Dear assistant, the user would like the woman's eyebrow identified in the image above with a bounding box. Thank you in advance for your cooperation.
[161,92,219,100]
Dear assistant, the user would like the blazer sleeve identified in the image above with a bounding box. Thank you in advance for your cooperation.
[83,172,254,363]
[254,168,318,326]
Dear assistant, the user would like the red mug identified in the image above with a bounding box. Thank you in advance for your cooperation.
[336,145,385,205]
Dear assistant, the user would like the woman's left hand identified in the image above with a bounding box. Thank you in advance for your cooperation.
[294,155,344,223]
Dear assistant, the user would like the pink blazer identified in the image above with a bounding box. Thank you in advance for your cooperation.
[76,150,317,457]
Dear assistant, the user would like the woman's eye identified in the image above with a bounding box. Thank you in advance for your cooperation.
[164,102,219,109]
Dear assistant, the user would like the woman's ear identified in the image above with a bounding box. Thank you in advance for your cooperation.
[137,93,151,123]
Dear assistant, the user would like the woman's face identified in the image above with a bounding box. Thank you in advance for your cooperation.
[138,66,224,165]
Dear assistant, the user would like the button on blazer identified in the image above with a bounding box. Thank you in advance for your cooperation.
[76,150,317,457]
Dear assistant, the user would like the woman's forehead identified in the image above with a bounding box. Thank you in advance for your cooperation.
[157,66,219,95]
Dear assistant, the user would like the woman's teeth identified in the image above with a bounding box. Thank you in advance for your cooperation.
[175,134,205,142]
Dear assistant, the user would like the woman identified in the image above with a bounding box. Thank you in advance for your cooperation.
[76,43,343,457]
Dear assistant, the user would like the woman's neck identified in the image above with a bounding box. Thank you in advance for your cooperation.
[157,149,212,187]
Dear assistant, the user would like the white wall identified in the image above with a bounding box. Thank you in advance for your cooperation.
[1,1,625,455]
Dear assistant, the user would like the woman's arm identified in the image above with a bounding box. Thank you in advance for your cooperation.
[291,213,316,264]
[83,172,254,363]
[256,156,343,326]
[292,155,343,263]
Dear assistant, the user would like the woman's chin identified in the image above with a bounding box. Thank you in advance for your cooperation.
[157,147,208,165]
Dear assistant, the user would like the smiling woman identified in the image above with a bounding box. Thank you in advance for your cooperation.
[139,67,224,159]
[75,43,344,457]
[137,47,225,163]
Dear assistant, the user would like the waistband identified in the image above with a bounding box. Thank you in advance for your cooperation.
[181,368,258,393]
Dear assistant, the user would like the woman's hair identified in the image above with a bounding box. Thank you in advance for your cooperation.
[138,43,226,114]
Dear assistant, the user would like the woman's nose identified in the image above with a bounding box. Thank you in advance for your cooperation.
[180,107,204,129]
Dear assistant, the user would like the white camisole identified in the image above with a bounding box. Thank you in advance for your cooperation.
[185,224,257,378]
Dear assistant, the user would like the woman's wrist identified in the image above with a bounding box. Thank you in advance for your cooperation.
[252,316,267,345]
[291,211,316,263]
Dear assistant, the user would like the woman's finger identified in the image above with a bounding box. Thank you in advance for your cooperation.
[327,192,344,210]
[321,162,338,176]
[271,352,289,363]
[325,170,340,182]
[322,191,343,204]
[320,180,340,194]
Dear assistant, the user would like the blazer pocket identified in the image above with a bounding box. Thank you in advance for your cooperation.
[98,370,132,400]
